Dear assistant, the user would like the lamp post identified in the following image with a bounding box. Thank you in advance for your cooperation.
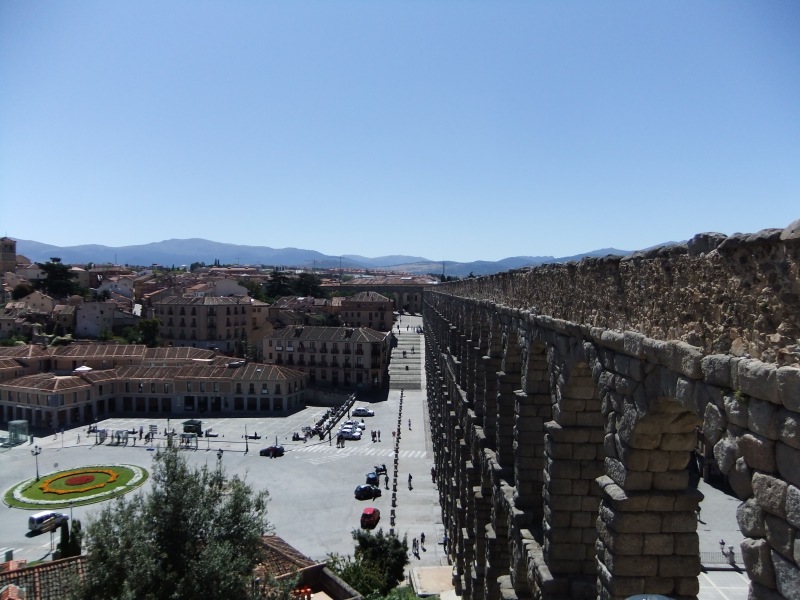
[69,500,74,522]
[31,445,41,480]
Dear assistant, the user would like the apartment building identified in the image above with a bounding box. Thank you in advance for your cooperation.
[338,291,392,331]
[0,344,307,428]
[263,326,390,389]
[153,295,271,352]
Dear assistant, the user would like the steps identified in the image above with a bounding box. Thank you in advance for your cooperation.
[388,331,423,389]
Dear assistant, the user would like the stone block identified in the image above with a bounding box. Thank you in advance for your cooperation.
[778,408,800,450]
[713,434,741,475]
[642,533,674,555]
[660,432,696,451]
[701,354,733,387]
[674,576,700,596]
[623,331,646,359]
[606,532,643,555]
[739,497,767,537]
[664,341,704,379]
[661,512,698,533]
[777,442,800,488]
[740,432,777,473]
[786,486,800,530]
[653,470,689,491]
[606,552,658,576]
[703,401,727,446]
[573,443,597,461]
[600,505,661,533]
[575,411,605,427]
[749,398,780,440]
[657,555,700,577]
[738,359,779,404]
[772,550,800,599]
[647,450,671,472]
[753,473,788,518]
[742,538,776,588]
[673,532,699,555]
[724,393,750,427]
[605,458,653,491]
[765,513,795,559]
[729,456,754,500]
[778,367,800,412]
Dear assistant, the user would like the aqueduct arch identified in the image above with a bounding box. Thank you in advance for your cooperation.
[423,221,800,600]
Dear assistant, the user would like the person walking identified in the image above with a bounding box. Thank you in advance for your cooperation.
[420,532,425,547]
[377,430,381,442]
[408,418,412,430]
[408,473,413,489]
[384,474,389,489]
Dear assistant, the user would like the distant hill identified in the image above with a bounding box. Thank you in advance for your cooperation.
[13,238,633,277]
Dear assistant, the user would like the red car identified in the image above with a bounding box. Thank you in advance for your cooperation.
[360,507,380,529]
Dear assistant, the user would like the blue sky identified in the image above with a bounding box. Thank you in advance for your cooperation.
[1,1,798,262]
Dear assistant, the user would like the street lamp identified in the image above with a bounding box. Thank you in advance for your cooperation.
[31,445,41,480]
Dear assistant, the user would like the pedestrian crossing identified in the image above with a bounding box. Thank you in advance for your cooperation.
[288,443,426,463]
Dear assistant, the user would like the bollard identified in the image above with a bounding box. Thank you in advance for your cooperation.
[392,493,397,507]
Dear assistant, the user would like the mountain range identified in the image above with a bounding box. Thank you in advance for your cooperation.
[13,238,634,278]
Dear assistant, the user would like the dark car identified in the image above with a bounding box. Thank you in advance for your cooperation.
[360,507,380,529]
[365,472,380,486]
[259,445,285,457]
[354,485,382,500]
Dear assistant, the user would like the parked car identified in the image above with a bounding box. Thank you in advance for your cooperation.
[353,407,375,417]
[365,472,380,486]
[354,485,382,500]
[342,419,366,430]
[360,507,380,529]
[374,464,387,476]
[340,430,362,440]
[259,445,285,457]
[28,511,68,533]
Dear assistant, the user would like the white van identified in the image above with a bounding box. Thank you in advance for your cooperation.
[28,511,68,533]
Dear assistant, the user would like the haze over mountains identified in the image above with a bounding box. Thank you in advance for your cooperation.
[14,238,635,278]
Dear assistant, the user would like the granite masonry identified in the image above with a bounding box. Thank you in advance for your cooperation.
[423,220,800,600]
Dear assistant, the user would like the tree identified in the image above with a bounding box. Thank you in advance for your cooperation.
[71,449,273,600]
[11,282,34,300]
[294,273,322,297]
[138,318,161,347]
[327,528,409,596]
[266,270,292,299]
[33,257,79,297]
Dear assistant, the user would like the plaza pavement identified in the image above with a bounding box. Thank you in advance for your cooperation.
[0,313,749,598]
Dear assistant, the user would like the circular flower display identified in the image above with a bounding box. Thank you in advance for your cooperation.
[65,475,95,486]
[4,464,148,510]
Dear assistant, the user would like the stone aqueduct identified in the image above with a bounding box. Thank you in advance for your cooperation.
[422,221,800,600]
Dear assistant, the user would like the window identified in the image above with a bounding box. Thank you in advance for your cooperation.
[200,382,206,393]
[187,381,192,392]
[150,382,156,393]
[261,383,268,394]
[164,383,170,393]
[249,383,255,394]
[213,382,219,393]
[138,383,144,393]
[236,383,242,394]
[274,384,281,394]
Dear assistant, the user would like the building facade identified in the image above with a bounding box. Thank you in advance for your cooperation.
[0,344,307,428]
[153,296,271,353]
[263,326,391,389]
[338,291,393,331]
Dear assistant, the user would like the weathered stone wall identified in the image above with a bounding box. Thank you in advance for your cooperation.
[432,223,800,365]
[423,220,800,600]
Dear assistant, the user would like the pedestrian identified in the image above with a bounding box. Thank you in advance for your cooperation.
[392,430,396,439]
[384,474,389,489]
[408,418,411,430]
[408,473,413,489]
[377,430,381,442]
[412,538,418,555]
[431,466,436,482]
[77,434,80,444]
[420,532,425,547]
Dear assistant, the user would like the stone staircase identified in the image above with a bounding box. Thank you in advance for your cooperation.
[388,331,423,390]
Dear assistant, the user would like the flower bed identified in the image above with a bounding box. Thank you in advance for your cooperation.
[4,464,148,509]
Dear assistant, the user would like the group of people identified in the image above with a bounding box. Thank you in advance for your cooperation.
[410,532,426,558]
[370,429,381,442]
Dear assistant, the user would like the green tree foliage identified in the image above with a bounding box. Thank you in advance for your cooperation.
[266,270,292,299]
[294,273,322,297]
[327,528,409,597]
[241,279,268,302]
[11,282,34,300]
[33,257,80,297]
[71,449,273,600]
[138,318,161,347]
